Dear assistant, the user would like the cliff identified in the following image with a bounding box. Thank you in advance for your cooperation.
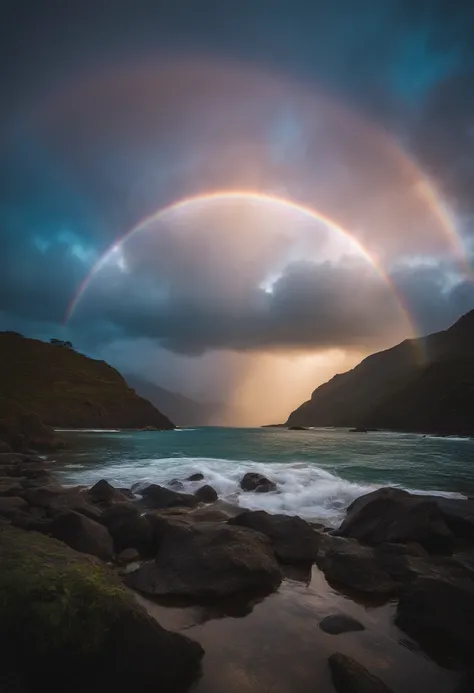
[0,332,175,430]
[286,309,474,435]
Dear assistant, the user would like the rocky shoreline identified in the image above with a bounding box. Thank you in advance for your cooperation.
[1,454,473,692]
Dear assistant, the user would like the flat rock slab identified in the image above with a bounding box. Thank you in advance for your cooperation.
[126,521,282,598]
[328,653,394,693]
[319,614,365,635]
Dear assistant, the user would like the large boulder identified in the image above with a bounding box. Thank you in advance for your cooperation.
[229,510,320,563]
[49,510,114,561]
[240,472,277,493]
[126,521,282,598]
[396,575,474,667]
[316,535,397,597]
[21,484,102,521]
[100,502,153,556]
[0,525,203,691]
[87,479,129,506]
[140,484,198,509]
[194,485,218,504]
[423,496,474,541]
[337,487,454,554]
[328,653,394,693]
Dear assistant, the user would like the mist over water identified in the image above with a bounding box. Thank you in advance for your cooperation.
[55,427,472,525]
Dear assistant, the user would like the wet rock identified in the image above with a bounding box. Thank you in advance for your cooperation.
[423,496,474,541]
[328,653,394,693]
[21,484,102,521]
[337,487,454,554]
[0,525,203,691]
[288,426,307,430]
[88,479,129,505]
[240,472,277,493]
[168,478,185,490]
[49,509,114,561]
[319,614,365,635]
[396,575,474,666]
[0,479,24,497]
[117,547,140,564]
[349,427,368,433]
[316,535,397,596]
[229,510,320,563]
[195,484,218,504]
[126,521,282,598]
[0,496,28,517]
[140,483,198,509]
[189,505,233,522]
[117,487,135,499]
[187,473,204,481]
[101,502,153,556]
[0,440,12,453]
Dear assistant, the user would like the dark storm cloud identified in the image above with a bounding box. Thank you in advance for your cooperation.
[1,0,474,358]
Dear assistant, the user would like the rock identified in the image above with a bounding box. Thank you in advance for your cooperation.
[396,575,474,666]
[117,487,135,499]
[117,547,140,564]
[126,521,282,598]
[0,440,12,453]
[0,496,29,517]
[319,614,365,635]
[168,478,185,490]
[424,496,474,541]
[187,473,204,481]
[189,505,233,522]
[328,653,394,693]
[240,472,277,493]
[0,525,203,691]
[316,535,397,596]
[101,502,153,556]
[288,426,307,430]
[337,487,454,554]
[140,483,198,509]
[21,484,102,521]
[229,510,320,563]
[349,427,368,433]
[0,480,24,497]
[49,510,114,561]
[88,479,129,505]
[195,484,218,503]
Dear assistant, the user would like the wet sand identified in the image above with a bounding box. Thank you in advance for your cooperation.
[138,565,461,693]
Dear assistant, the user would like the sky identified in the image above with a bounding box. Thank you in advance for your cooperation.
[1,0,474,424]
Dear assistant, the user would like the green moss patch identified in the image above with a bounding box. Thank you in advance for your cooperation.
[0,525,132,658]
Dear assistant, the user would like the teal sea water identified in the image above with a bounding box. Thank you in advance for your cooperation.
[55,427,473,525]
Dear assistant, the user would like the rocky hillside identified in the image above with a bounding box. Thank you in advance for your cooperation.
[287,309,474,435]
[0,332,175,429]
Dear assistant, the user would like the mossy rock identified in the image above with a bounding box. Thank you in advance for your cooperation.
[0,525,203,691]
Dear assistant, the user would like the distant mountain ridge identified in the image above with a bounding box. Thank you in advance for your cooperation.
[286,309,474,435]
[123,373,220,427]
[0,332,175,429]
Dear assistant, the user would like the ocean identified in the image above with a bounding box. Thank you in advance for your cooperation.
[54,427,473,526]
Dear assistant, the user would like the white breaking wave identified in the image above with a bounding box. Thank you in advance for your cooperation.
[58,456,464,527]
[55,428,121,433]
